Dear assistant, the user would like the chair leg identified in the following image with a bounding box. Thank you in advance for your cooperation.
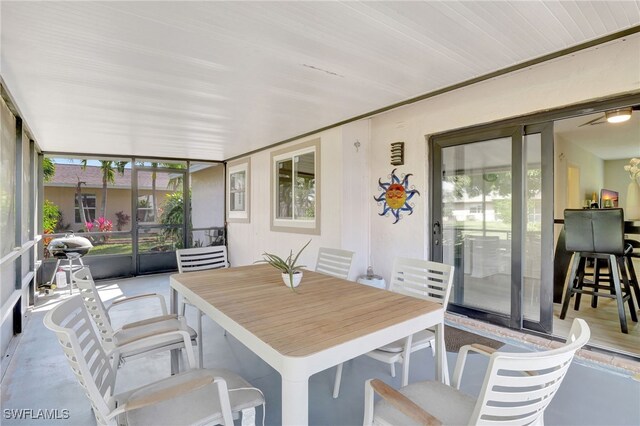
[626,255,640,305]
[574,257,587,311]
[332,363,343,399]
[197,309,203,368]
[591,259,599,308]
[618,257,638,323]
[610,255,629,334]
[389,362,396,378]
[560,254,581,319]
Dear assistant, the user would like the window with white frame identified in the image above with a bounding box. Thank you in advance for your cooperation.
[271,139,320,234]
[75,194,96,223]
[227,158,250,222]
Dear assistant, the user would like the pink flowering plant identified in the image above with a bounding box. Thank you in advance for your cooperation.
[85,217,113,242]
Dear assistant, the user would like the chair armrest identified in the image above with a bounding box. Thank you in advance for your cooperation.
[452,343,496,389]
[107,293,168,315]
[120,314,178,330]
[367,379,442,426]
[468,343,497,355]
[113,329,196,369]
[107,374,233,424]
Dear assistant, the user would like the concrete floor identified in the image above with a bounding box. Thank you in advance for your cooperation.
[2,273,639,425]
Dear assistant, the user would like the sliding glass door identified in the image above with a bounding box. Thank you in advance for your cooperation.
[431,124,553,332]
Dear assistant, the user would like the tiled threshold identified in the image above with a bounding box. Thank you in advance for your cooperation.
[445,313,640,379]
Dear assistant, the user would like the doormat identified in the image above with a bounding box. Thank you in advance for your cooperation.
[445,325,504,353]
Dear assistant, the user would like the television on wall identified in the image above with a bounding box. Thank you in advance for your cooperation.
[600,189,619,208]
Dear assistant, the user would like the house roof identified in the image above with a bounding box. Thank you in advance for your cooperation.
[45,164,172,190]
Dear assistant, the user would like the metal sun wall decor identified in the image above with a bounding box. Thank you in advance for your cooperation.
[374,168,420,224]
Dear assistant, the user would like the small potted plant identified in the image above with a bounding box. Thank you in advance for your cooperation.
[256,240,311,290]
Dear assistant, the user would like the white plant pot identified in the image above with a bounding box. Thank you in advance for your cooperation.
[282,272,303,288]
[626,181,640,220]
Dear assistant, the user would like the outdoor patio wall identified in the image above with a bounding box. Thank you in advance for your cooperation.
[228,34,639,285]
[191,164,225,245]
[365,33,640,282]
[227,121,372,279]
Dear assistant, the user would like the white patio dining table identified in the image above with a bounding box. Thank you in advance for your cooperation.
[169,263,449,425]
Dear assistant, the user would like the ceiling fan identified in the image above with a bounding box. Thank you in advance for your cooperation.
[578,106,639,127]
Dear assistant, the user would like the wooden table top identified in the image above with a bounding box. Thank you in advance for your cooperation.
[171,264,442,357]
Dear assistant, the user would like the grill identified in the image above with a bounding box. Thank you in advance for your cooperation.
[47,234,93,259]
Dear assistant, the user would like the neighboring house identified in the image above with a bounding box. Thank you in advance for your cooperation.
[44,164,173,232]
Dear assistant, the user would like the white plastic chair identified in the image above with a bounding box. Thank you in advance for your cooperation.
[176,245,230,367]
[44,296,264,426]
[73,267,197,365]
[333,258,454,398]
[363,318,590,426]
[315,247,355,280]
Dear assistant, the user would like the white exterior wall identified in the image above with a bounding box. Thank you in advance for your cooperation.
[227,127,355,276]
[367,34,640,282]
[229,34,640,284]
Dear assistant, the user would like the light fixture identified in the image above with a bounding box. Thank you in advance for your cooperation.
[605,107,632,123]
[390,142,404,166]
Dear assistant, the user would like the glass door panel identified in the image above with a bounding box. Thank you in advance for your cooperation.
[432,123,553,332]
[441,137,513,317]
[524,133,542,322]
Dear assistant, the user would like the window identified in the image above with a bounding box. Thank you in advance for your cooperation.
[271,138,320,234]
[136,195,155,222]
[226,158,250,223]
[75,194,96,223]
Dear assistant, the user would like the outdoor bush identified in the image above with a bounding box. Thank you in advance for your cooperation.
[159,191,191,249]
[43,200,62,233]
[115,210,130,231]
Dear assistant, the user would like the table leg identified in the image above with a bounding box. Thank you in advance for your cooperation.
[281,376,308,426]
[169,286,179,375]
[435,321,449,385]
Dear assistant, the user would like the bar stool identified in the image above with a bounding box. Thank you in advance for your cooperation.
[624,238,640,304]
[559,209,638,333]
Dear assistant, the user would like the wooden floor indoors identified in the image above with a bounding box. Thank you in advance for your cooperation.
[553,299,640,357]
[553,256,640,357]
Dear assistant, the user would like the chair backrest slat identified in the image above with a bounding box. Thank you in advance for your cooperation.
[470,318,590,425]
[176,246,229,273]
[389,258,454,308]
[73,268,117,350]
[315,248,354,280]
[44,296,116,425]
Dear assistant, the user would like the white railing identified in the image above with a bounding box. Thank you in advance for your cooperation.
[0,235,42,327]
[0,235,41,268]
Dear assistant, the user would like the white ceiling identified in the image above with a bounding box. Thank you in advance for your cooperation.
[2,1,639,161]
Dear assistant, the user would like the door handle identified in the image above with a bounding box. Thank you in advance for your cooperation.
[433,221,441,235]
